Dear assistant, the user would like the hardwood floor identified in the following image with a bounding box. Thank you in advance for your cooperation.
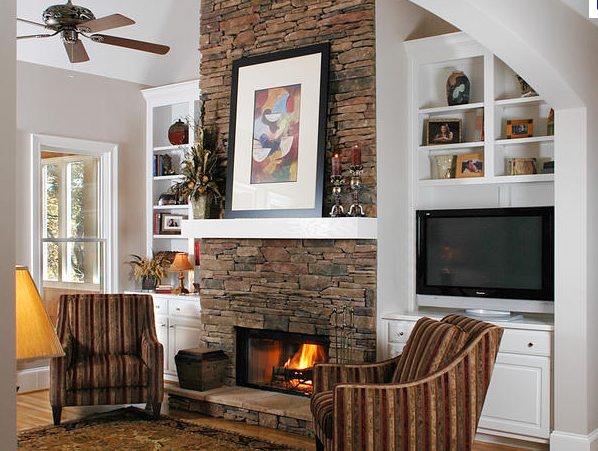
[17,389,525,451]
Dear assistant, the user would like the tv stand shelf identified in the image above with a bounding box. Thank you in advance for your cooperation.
[382,309,553,444]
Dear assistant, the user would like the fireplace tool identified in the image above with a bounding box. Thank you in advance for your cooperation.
[331,306,355,364]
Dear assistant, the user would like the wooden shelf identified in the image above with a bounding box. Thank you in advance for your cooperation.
[495,136,554,146]
[153,235,187,239]
[153,175,184,181]
[494,96,546,107]
[153,205,189,210]
[419,141,484,152]
[419,102,484,115]
[419,173,554,187]
[153,144,192,152]
[181,217,377,240]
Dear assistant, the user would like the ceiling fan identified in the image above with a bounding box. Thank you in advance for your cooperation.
[16,0,170,63]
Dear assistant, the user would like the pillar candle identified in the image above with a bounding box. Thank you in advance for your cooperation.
[332,152,341,176]
[351,143,362,166]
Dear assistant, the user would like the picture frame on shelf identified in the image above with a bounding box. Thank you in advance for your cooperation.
[225,43,330,218]
[425,119,462,145]
[161,214,184,234]
[456,153,484,178]
[506,119,533,139]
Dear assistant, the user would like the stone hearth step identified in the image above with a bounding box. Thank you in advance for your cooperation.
[166,385,314,437]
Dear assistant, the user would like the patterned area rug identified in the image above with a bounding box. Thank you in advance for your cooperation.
[18,407,307,450]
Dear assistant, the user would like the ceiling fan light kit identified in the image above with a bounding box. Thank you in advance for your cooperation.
[17,0,170,63]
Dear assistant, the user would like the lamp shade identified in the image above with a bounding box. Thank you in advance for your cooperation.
[169,253,193,272]
[16,266,65,361]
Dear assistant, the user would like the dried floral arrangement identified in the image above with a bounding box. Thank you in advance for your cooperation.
[125,252,170,282]
[169,107,224,205]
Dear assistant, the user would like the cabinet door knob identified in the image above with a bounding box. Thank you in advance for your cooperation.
[176,307,181,311]
[398,332,404,336]
[160,324,166,328]
[169,325,174,329]
[155,305,160,309]
[527,342,534,348]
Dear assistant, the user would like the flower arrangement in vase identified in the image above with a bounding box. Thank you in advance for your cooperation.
[169,109,224,219]
[125,252,170,291]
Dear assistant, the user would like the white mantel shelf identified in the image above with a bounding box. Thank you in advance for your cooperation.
[181,217,377,240]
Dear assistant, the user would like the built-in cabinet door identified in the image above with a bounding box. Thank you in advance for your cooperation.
[168,317,201,373]
[155,314,169,372]
[478,352,551,440]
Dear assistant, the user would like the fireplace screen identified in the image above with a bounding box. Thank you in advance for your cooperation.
[236,327,329,397]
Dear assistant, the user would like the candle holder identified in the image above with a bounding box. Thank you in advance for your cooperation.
[348,165,365,217]
[329,175,345,217]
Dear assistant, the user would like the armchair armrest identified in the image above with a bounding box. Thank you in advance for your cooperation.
[141,328,164,403]
[50,334,72,406]
[313,355,401,394]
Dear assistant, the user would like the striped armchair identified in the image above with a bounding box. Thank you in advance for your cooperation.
[50,294,164,425]
[311,315,503,451]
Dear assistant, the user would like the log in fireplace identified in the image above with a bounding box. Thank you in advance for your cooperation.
[236,327,329,397]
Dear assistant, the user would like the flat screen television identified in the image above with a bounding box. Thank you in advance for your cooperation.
[416,206,554,316]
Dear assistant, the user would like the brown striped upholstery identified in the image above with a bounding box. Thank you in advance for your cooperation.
[391,317,468,383]
[50,294,164,424]
[310,315,503,451]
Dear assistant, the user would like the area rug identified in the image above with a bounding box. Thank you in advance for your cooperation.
[18,407,307,450]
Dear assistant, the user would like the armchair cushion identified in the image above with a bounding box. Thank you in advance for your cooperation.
[391,317,468,383]
[67,355,148,390]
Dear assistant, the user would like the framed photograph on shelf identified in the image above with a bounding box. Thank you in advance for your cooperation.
[161,214,184,234]
[506,119,533,139]
[456,153,484,178]
[225,43,330,218]
[425,119,462,145]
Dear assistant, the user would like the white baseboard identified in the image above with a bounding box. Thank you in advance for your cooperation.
[550,428,598,451]
[17,366,50,393]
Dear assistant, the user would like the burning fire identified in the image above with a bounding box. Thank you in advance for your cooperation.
[284,344,326,370]
[283,344,326,391]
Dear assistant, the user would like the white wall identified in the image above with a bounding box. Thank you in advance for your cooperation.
[0,0,16,448]
[375,0,457,358]
[16,61,147,294]
[408,0,598,448]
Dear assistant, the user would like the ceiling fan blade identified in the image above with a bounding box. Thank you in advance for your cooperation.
[91,34,169,55]
[17,18,48,29]
[16,33,55,40]
[63,40,89,63]
[77,13,135,33]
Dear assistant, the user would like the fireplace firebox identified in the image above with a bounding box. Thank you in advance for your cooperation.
[236,327,329,397]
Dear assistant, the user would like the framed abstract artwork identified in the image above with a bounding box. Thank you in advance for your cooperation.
[225,43,330,218]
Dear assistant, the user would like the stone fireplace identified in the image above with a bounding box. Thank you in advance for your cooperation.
[198,238,377,386]
[236,327,329,397]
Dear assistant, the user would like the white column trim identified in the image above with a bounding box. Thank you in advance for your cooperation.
[550,428,598,451]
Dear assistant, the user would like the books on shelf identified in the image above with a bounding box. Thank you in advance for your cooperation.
[155,284,173,294]
[153,154,176,177]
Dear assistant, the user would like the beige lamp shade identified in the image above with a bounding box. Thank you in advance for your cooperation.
[16,265,65,361]
[169,253,193,272]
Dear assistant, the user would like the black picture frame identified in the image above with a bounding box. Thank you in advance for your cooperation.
[225,43,330,218]
[425,119,462,145]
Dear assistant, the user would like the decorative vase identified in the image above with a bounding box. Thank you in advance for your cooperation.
[434,155,456,179]
[192,195,210,219]
[446,71,470,106]
[168,119,189,145]
[141,276,158,292]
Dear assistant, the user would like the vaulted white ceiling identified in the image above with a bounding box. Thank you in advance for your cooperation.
[17,0,200,86]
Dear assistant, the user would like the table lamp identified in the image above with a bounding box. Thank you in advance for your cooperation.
[16,265,64,362]
[169,253,193,295]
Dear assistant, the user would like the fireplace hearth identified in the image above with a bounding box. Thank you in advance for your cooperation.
[236,327,329,397]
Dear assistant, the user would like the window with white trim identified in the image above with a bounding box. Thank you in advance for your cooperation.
[42,154,103,290]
